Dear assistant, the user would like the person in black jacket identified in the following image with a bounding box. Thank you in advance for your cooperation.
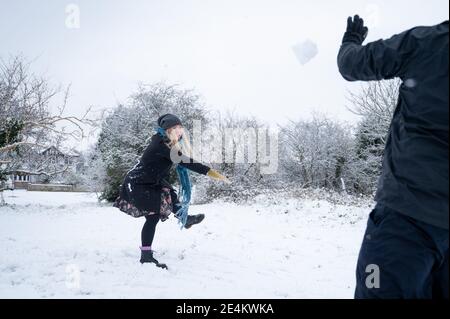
[114,114,229,269]
[338,15,449,299]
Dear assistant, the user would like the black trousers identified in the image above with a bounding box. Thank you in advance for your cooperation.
[355,203,449,299]
[141,214,160,248]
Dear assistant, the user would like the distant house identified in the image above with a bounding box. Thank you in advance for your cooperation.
[8,146,83,190]
[40,146,81,168]
[8,170,34,189]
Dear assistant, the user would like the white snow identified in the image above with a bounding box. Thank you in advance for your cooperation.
[0,189,373,299]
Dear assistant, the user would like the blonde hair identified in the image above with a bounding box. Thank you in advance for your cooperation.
[165,126,193,157]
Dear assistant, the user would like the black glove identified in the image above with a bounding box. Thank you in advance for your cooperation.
[342,15,368,45]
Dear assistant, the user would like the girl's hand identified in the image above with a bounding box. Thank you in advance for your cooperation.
[207,169,231,184]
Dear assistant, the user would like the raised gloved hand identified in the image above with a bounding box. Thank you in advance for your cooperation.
[342,15,369,45]
[207,169,231,184]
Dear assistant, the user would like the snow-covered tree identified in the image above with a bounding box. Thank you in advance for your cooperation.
[346,79,400,194]
[279,114,354,192]
[69,144,107,197]
[0,55,92,205]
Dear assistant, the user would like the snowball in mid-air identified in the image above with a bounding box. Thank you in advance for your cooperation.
[292,39,318,65]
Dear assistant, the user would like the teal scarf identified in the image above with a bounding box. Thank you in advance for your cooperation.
[156,127,191,229]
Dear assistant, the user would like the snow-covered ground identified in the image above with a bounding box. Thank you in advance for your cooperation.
[0,189,373,299]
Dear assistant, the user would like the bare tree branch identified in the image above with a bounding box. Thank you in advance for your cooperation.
[0,141,49,153]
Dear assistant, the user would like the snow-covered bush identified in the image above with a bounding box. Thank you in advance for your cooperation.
[278,114,354,192]
[192,110,279,202]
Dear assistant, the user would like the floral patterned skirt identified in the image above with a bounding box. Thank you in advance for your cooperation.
[113,187,173,220]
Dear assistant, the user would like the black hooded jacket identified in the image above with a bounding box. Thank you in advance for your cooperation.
[118,133,210,214]
[338,21,449,229]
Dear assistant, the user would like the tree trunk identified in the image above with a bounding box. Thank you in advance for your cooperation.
[0,190,5,206]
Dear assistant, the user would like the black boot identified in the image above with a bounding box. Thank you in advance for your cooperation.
[140,250,168,269]
[184,214,205,229]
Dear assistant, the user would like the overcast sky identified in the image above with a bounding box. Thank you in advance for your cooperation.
[1,0,448,151]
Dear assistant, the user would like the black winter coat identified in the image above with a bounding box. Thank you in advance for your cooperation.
[338,21,449,229]
[118,133,211,214]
